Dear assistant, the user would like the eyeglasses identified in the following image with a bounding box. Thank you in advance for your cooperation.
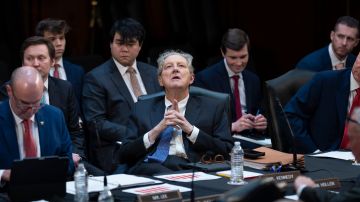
[12,91,44,112]
[200,153,225,164]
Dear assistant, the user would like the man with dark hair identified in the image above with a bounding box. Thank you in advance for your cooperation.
[35,18,85,105]
[0,66,74,183]
[120,50,233,175]
[194,28,267,137]
[296,16,360,71]
[82,18,161,173]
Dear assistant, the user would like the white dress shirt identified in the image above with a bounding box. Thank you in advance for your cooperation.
[143,95,200,159]
[49,57,67,80]
[113,58,147,102]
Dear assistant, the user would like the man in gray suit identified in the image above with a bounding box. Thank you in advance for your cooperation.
[82,18,161,173]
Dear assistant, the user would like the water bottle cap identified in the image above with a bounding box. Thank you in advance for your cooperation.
[234,141,240,146]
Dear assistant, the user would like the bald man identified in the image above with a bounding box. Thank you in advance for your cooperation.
[0,66,74,184]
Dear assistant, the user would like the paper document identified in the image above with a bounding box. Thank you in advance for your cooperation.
[285,194,298,200]
[92,174,162,188]
[155,172,220,182]
[66,178,118,194]
[123,183,191,195]
[216,170,263,179]
[309,151,355,161]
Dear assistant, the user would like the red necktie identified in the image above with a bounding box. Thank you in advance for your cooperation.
[22,119,37,157]
[341,88,360,149]
[53,64,60,78]
[231,75,242,120]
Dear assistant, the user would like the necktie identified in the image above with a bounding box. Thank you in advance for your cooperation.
[53,64,60,78]
[231,75,242,119]
[146,126,174,163]
[126,66,143,98]
[335,62,345,70]
[22,119,37,157]
[341,88,360,149]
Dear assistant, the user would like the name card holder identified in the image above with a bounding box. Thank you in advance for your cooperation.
[259,171,301,183]
[138,190,182,202]
[314,178,341,190]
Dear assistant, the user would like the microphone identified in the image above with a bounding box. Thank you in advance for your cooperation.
[274,97,299,171]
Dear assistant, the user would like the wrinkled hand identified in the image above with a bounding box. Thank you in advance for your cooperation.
[254,114,267,131]
[294,176,316,191]
[1,169,11,182]
[232,114,255,133]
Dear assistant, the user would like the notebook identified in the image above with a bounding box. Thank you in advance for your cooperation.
[8,156,69,201]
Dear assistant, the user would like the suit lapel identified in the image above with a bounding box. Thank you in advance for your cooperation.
[216,61,232,93]
[242,71,253,113]
[35,109,47,155]
[138,63,158,94]
[150,97,165,128]
[108,60,135,108]
[0,101,20,158]
[47,77,57,105]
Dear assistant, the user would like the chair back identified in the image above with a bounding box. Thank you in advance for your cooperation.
[263,69,316,152]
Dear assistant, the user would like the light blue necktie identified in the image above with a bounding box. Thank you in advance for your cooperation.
[145,126,174,163]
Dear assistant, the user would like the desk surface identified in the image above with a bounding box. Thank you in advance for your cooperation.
[60,155,360,201]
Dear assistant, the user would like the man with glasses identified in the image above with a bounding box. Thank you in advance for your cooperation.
[0,66,74,184]
[296,16,359,71]
[0,36,92,172]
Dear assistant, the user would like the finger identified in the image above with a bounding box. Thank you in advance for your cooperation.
[172,99,179,112]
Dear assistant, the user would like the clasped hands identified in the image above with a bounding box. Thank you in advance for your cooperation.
[232,113,267,133]
[149,99,193,142]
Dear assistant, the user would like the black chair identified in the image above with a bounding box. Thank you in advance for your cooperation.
[263,69,316,152]
[138,86,232,130]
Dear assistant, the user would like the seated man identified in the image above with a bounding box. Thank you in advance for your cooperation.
[285,51,360,154]
[294,107,360,202]
[120,50,233,175]
[194,28,267,136]
[296,16,359,71]
[0,66,74,184]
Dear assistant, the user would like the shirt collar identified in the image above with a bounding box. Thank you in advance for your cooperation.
[164,94,190,112]
[55,57,64,68]
[329,43,347,66]
[112,58,138,76]
[350,71,360,92]
[224,59,243,79]
[9,101,35,125]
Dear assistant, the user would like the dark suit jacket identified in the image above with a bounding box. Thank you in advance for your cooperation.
[120,95,233,172]
[285,69,351,153]
[296,45,356,72]
[63,59,85,108]
[194,60,262,122]
[82,59,162,172]
[0,100,74,175]
[300,185,360,202]
[0,77,84,157]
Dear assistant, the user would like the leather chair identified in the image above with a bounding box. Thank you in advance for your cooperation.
[138,86,232,130]
[263,69,316,152]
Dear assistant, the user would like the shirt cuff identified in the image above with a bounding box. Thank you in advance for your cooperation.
[143,132,154,149]
[0,170,5,187]
[187,126,199,143]
[296,184,307,196]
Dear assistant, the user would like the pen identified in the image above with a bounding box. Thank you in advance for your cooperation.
[255,109,260,116]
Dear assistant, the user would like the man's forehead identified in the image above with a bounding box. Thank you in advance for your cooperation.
[114,33,138,42]
[24,45,50,55]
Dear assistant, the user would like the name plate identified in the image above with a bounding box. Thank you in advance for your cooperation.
[314,178,341,190]
[259,171,300,183]
[138,190,182,202]
[182,194,222,202]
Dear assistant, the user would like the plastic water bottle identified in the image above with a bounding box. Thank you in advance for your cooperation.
[228,141,247,185]
[98,176,114,202]
[74,163,89,202]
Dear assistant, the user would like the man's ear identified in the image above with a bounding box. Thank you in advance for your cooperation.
[6,84,12,97]
[189,73,195,85]
[158,76,164,87]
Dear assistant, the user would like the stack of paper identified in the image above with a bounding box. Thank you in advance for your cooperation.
[154,172,220,182]
[216,170,263,179]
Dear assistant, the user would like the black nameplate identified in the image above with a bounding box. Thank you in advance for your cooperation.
[314,178,341,190]
[259,171,300,183]
[137,190,182,202]
[182,194,222,202]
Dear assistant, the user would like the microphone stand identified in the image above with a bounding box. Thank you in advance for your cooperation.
[275,97,298,170]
